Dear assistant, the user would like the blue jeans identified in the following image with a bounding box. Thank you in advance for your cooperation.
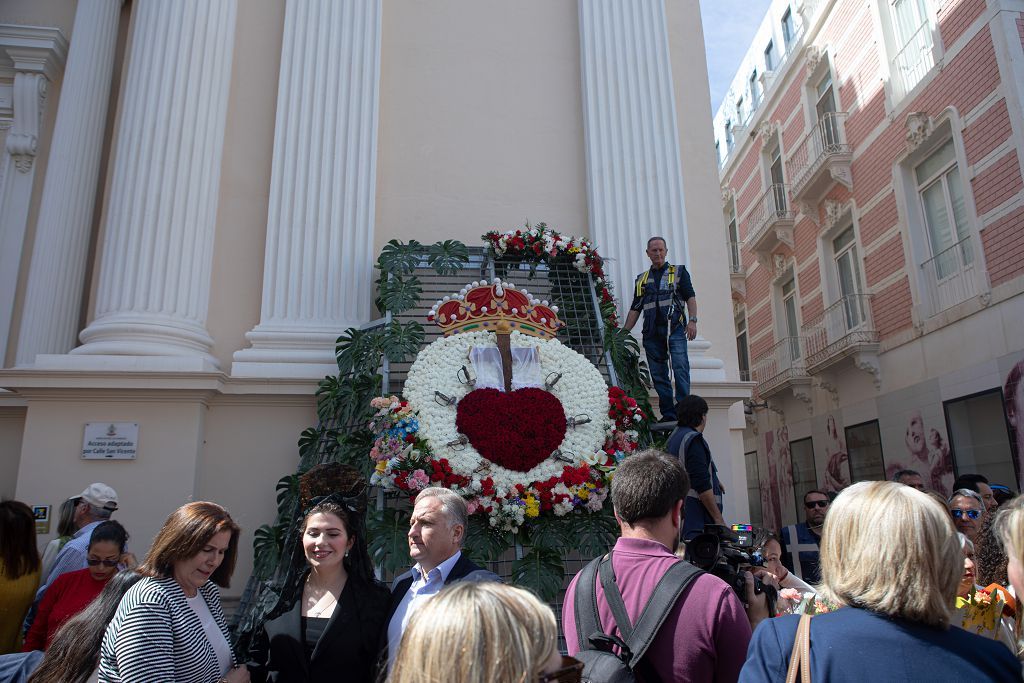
[643,324,690,421]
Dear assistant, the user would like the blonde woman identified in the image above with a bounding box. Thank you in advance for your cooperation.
[740,481,1019,682]
[388,582,581,683]
[994,495,1024,658]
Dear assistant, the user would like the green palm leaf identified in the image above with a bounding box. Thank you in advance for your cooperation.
[427,240,470,275]
[511,546,565,601]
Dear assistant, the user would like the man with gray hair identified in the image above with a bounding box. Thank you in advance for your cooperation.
[383,487,500,669]
[949,488,985,543]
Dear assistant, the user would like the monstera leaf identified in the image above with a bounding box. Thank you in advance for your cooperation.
[376,274,422,315]
[463,516,512,565]
[427,240,470,275]
[381,321,424,363]
[368,507,413,576]
[511,546,565,601]
[378,239,423,275]
[565,508,618,557]
[252,523,283,581]
[335,327,384,377]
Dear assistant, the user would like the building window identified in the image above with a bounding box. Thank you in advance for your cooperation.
[782,8,796,51]
[745,450,762,527]
[832,226,866,329]
[736,309,751,382]
[765,40,776,71]
[945,390,1018,488]
[725,121,735,152]
[750,70,760,108]
[915,138,975,307]
[782,276,801,360]
[845,420,885,481]
[887,0,934,100]
[715,140,721,166]
[790,438,817,515]
[727,202,741,273]
[737,96,746,124]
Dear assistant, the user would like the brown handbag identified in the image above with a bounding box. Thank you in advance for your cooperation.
[784,613,813,683]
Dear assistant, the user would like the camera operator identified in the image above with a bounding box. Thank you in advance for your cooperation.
[563,450,768,683]
[667,395,727,541]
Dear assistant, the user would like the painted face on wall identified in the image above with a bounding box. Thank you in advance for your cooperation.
[905,412,927,459]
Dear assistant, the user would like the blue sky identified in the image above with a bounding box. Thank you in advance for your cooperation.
[701,0,774,112]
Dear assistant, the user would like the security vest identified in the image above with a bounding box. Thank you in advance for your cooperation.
[634,264,682,336]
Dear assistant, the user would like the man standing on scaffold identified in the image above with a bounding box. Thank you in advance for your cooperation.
[623,237,698,428]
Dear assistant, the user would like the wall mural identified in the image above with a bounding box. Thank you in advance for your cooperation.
[823,413,850,493]
[883,409,954,497]
[758,426,796,534]
[1005,357,1024,491]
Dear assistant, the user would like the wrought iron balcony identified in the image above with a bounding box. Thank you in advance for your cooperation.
[752,336,809,398]
[789,112,852,202]
[890,21,935,102]
[803,293,879,374]
[918,237,981,318]
[744,184,795,257]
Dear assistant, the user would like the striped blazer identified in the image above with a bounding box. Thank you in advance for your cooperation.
[97,576,235,683]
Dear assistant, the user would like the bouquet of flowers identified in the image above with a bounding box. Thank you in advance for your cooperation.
[956,585,1011,639]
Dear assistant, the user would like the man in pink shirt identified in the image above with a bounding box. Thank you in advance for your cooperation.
[563,450,768,682]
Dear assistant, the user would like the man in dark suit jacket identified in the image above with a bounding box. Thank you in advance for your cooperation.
[382,487,501,670]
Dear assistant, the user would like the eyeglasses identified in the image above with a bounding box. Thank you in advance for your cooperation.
[537,656,584,683]
[87,558,119,567]
[950,509,981,520]
[805,500,829,509]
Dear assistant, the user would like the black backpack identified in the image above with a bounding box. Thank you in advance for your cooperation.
[572,552,704,683]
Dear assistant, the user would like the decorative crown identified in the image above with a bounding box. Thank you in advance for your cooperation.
[427,278,564,339]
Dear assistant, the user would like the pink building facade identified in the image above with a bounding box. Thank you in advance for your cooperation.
[714,0,1024,531]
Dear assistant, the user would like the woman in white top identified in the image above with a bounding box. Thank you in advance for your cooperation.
[97,502,249,683]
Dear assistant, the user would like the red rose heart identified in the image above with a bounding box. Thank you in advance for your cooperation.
[456,388,567,472]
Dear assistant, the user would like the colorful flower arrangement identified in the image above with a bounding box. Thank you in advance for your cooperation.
[956,584,1015,637]
[369,378,642,532]
[482,223,620,327]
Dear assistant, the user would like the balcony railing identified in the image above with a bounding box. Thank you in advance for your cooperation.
[752,336,808,397]
[745,184,795,253]
[891,21,935,101]
[919,236,979,317]
[789,112,851,199]
[803,293,879,370]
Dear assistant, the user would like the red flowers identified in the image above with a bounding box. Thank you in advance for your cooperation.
[456,388,567,472]
[608,386,646,429]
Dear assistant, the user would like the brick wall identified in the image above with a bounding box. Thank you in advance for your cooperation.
[971,151,1023,216]
[963,99,1011,166]
[871,277,914,337]
[863,234,906,287]
[937,0,986,49]
[859,193,899,247]
[982,206,1024,287]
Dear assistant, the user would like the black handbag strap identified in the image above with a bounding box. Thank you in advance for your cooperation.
[598,552,704,669]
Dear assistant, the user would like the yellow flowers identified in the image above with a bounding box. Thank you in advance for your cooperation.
[524,494,540,518]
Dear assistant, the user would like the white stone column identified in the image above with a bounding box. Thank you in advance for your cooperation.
[578,0,724,381]
[0,26,67,366]
[67,0,237,370]
[231,0,382,379]
[15,0,122,366]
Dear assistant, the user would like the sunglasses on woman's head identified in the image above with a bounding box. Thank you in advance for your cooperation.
[537,656,584,683]
[950,509,981,520]
[87,558,119,567]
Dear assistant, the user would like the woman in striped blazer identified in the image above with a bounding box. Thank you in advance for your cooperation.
[97,502,249,683]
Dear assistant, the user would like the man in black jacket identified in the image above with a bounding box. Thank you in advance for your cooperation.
[382,487,500,670]
[666,395,726,541]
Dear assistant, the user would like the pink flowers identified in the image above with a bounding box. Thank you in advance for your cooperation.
[408,469,430,490]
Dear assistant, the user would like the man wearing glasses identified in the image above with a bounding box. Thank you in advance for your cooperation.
[41,483,120,588]
[780,490,829,584]
[948,488,985,543]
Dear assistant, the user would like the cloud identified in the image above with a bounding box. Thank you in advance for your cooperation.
[701,0,773,111]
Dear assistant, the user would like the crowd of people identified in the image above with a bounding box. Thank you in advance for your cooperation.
[3,429,1024,681]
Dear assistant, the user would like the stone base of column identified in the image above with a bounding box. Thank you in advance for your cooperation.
[68,313,219,369]
[31,353,218,373]
[687,337,727,383]
[230,326,350,379]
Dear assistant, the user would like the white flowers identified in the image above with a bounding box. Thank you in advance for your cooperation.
[403,330,610,501]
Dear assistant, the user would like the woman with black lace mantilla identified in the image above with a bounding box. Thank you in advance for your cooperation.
[247,464,389,682]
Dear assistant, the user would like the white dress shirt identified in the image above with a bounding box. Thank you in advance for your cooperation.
[386,550,463,669]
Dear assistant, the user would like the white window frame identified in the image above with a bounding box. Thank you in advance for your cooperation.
[736,308,751,382]
[781,7,796,52]
[892,110,989,325]
[765,39,776,72]
[873,0,941,109]
[773,269,803,365]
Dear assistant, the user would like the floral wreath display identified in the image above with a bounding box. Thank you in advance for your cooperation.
[482,223,618,326]
[369,278,646,531]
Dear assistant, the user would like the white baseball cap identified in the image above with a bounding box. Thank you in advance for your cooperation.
[77,483,119,511]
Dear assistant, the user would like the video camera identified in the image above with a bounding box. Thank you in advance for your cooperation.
[685,524,777,615]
